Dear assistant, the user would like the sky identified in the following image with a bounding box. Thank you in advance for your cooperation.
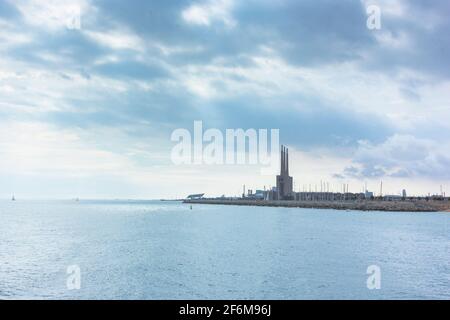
[0,0,449,199]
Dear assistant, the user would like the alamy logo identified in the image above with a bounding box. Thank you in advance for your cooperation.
[366,265,381,290]
[66,265,81,290]
[37,4,81,30]
[366,5,381,30]
[65,6,81,30]
[171,121,280,175]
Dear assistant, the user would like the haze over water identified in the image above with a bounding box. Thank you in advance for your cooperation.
[0,200,449,299]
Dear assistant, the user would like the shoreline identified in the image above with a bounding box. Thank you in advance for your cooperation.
[184,199,450,212]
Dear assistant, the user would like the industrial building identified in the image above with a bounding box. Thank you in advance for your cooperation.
[276,145,294,200]
[264,145,375,202]
[190,145,447,204]
[263,145,293,200]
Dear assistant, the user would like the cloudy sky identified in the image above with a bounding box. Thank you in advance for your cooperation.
[0,0,449,199]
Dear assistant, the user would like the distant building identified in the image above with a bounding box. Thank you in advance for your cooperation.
[383,195,403,201]
[265,187,277,201]
[186,193,205,200]
[276,145,293,200]
[246,189,265,200]
[402,189,407,198]
[365,190,374,199]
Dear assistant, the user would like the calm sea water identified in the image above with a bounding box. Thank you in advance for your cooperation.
[0,200,449,300]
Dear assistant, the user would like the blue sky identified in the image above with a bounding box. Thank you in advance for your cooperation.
[0,0,449,198]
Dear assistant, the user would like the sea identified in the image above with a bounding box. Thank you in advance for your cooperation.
[0,200,449,300]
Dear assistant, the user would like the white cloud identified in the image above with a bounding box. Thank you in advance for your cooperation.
[182,0,236,27]
[361,0,446,31]
[0,25,32,49]
[13,0,89,31]
[174,50,437,122]
[361,0,406,17]
[342,135,450,179]
[374,30,411,49]
[0,122,132,175]
[84,29,145,52]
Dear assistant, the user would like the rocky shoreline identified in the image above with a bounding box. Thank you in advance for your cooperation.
[183,199,450,212]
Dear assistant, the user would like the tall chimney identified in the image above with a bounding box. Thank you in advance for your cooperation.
[286,147,289,176]
[280,145,284,174]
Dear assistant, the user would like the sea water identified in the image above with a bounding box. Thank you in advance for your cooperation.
[0,200,449,299]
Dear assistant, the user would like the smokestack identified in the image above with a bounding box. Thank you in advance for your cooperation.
[280,145,285,174]
[286,147,289,175]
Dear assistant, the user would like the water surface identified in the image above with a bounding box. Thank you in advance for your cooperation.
[0,200,449,299]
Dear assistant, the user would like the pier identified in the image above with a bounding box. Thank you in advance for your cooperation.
[183,199,450,212]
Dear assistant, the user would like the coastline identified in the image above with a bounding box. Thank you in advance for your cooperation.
[184,199,450,212]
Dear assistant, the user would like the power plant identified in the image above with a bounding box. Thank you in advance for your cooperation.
[241,145,447,203]
[276,145,293,200]
[184,145,449,212]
